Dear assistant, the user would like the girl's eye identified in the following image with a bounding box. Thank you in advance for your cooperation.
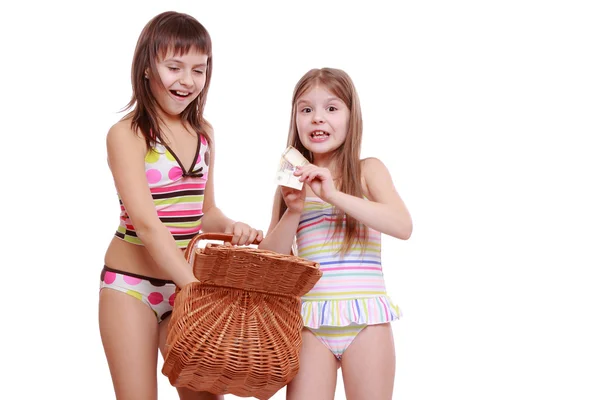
[194,70,205,74]
[328,106,338,112]
[168,67,180,71]
[301,107,312,113]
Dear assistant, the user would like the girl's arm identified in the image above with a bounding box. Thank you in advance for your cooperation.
[298,157,412,240]
[200,129,263,245]
[106,122,198,288]
[258,187,304,254]
[334,157,412,239]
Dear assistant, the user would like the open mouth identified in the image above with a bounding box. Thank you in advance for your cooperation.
[170,90,191,99]
[310,130,330,138]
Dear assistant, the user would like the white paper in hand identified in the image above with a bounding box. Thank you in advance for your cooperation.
[274,146,310,190]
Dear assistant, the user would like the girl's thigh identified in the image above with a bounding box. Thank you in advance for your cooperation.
[99,288,160,400]
[341,323,395,400]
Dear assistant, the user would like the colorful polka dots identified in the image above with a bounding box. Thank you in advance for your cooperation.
[126,290,143,301]
[143,136,209,188]
[168,166,183,180]
[104,271,116,284]
[148,292,164,305]
[146,169,162,184]
[145,149,160,163]
[117,134,210,249]
[148,278,168,287]
[161,311,172,322]
[123,275,142,285]
[99,266,177,324]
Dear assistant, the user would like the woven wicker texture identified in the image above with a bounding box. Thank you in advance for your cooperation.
[162,233,322,399]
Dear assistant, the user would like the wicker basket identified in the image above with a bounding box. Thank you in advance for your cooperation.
[162,233,322,399]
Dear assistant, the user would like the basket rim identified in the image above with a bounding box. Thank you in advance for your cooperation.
[183,280,312,298]
[196,244,320,267]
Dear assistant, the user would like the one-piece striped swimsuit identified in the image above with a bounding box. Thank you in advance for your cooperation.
[297,197,401,329]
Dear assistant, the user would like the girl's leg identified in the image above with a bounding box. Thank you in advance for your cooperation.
[341,323,396,400]
[286,328,339,400]
[99,288,160,400]
[158,317,224,400]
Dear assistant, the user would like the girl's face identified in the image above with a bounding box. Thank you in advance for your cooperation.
[295,85,350,158]
[149,48,208,118]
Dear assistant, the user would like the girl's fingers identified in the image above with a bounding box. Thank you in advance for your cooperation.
[247,229,258,245]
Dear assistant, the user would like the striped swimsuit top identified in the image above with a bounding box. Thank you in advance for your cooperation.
[297,197,401,328]
[115,134,209,248]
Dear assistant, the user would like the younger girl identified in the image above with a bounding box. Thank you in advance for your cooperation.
[99,12,262,400]
[259,68,412,399]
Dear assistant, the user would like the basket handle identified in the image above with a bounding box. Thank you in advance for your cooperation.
[184,233,261,262]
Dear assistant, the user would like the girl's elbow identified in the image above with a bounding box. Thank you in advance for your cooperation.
[135,222,162,241]
[399,229,412,240]
[395,221,413,240]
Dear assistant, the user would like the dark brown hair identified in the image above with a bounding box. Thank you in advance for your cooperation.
[123,11,213,148]
[280,68,368,254]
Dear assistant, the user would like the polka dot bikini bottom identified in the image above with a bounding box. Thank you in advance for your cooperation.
[100,265,177,323]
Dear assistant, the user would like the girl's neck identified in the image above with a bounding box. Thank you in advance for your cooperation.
[157,113,190,138]
[156,107,185,129]
[312,153,340,177]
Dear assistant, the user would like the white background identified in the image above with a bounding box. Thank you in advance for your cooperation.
[1,0,599,399]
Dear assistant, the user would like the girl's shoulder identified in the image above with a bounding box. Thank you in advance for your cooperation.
[359,157,390,200]
[107,117,139,138]
[360,156,387,170]
[106,118,147,155]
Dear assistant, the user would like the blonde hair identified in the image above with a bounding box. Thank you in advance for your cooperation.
[279,68,367,254]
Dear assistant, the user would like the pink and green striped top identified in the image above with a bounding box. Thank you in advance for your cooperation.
[115,134,209,249]
[297,197,401,328]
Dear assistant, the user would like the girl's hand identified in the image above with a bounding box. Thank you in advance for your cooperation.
[281,184,306,214]
[295,164,338,203]
[225,221,264,246]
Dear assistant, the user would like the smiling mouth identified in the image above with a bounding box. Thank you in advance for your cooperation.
[310,130,330,138]
[170,90,191,99]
